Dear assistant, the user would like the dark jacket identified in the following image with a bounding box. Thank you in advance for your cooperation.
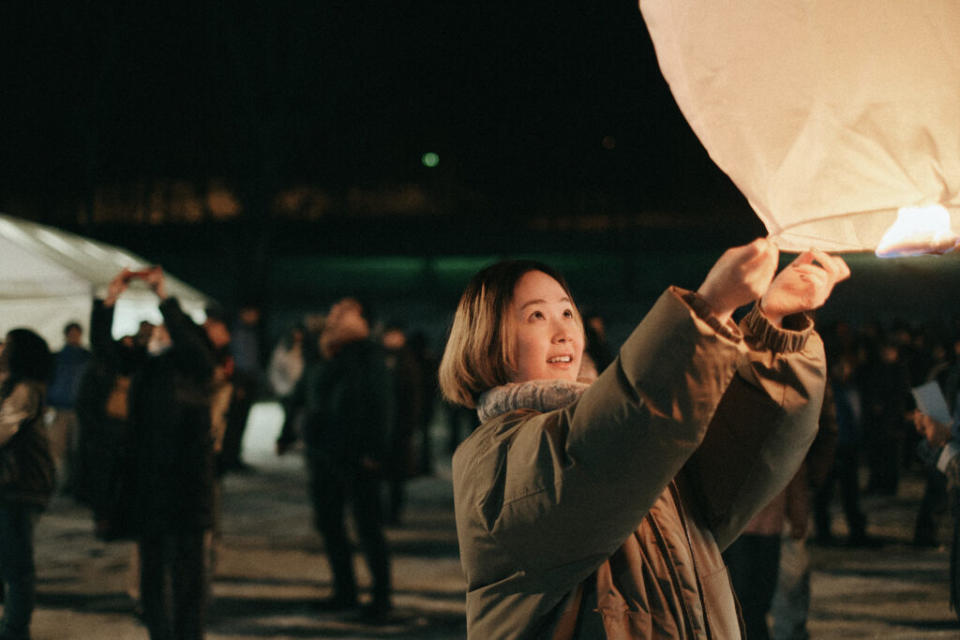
[73,300,145,537]
[47,344,91,409]
[283,339,392,472]
[129,298,216,534]
[453,289,826,639]
[385,344,424,477]
[0,381,56,508]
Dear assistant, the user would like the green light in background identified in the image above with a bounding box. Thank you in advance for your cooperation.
[421,152,440,168]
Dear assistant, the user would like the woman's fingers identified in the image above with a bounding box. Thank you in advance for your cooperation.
[789,250,850,281]
[759,248,850,322]
[697,237,780,321]
[809,249,850,284]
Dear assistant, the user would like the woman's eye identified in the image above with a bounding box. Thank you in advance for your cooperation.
[530,311,545,320]
[563,309,574,318]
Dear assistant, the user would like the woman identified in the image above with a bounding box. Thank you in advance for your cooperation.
[0,328,55,640]
[439,239,848,638]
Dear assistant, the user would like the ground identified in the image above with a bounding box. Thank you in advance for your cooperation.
[21,403,960,639]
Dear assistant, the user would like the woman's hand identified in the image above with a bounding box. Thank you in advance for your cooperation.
[697,238,779,324]
[759,249,850,327]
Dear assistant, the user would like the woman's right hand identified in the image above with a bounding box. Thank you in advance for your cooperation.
[696,238,779,324]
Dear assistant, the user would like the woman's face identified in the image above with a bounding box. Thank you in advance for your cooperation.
[508,270,583,383]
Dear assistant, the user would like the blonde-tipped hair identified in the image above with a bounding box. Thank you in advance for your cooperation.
[438,260,579,409]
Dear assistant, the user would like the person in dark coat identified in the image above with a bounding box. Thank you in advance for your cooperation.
[126,267,216,640]
[382,322,424,525]
[0,328,55,640]
[408,331,438,476]
[73,270,148,542]
[278,297,393,622]
[814,353,870,546]
[860,340,913,496]
[219,304,262,474]
[913,409,960,622]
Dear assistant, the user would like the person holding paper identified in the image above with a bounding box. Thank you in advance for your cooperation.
[913,412,960,489]
[913,407,960,622]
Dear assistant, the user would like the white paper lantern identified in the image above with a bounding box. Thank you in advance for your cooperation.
[639,1,960,256]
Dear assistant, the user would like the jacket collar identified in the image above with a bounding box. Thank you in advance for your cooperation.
[476,379,589,423]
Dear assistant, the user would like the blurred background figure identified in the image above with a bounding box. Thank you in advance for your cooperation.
[277,297,393,622]
[73,270,150,613]
[0,328,55,640]
[268,324,305,401]
[408,330,438,477]
[860,339,913,496]
[268,323,306,444]
[45,321,90,495]
[769,385,840,640]
[221,304,263,474]
[913,409,960,623]
[127,267,216,640]
[813,353,870,547]
[202,312,234,604]
[135,321,155,351]
[202,313,234,459]
[580,309,612,381]
[913,338,955,549]
[382,321,423,526]
[724,391,837,640]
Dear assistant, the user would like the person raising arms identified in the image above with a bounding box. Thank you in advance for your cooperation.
[439,239,848,638]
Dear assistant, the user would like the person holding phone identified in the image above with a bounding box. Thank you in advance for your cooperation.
[121,267,217,640]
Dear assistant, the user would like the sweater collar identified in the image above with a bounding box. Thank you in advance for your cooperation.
[476,379,590,423]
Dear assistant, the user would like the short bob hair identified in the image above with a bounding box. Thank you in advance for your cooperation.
[438,260,582,408]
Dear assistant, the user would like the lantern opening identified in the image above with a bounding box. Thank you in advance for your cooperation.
[874,205,960,258]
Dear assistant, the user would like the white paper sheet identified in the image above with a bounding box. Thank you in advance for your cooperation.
[912,381,952,425]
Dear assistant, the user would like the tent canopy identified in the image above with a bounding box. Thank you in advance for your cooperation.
[0,213,212,350]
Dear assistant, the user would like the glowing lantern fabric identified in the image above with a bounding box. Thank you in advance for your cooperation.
[639,1,960,254]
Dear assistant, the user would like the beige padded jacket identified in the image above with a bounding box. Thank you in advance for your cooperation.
[452,287,826,639]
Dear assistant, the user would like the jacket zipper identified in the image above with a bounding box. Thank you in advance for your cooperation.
[647,483,701,639]
[670,480,714,640]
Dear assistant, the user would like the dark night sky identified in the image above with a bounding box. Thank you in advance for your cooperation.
[0,1,748,221]
[3,4,956,336]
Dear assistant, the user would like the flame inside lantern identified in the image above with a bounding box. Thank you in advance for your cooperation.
[874,205,960,258]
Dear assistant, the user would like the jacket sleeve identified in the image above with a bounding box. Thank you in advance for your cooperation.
[90,299,118,362]
[683,305,826,550]
[349,345,392,463]
[456,287,745,584]
[160,297,214,382]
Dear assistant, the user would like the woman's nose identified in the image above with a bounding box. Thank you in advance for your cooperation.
[552,322,573,343]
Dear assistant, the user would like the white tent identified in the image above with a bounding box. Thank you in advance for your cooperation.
[0,213,212,350]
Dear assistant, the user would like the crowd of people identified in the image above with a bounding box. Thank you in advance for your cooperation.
[0,265,449,639]
[1,248,960,639]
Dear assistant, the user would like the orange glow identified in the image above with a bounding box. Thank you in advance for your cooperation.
[875,205,960,258]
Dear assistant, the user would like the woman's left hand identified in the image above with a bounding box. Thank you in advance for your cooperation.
[759,249,850,327]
